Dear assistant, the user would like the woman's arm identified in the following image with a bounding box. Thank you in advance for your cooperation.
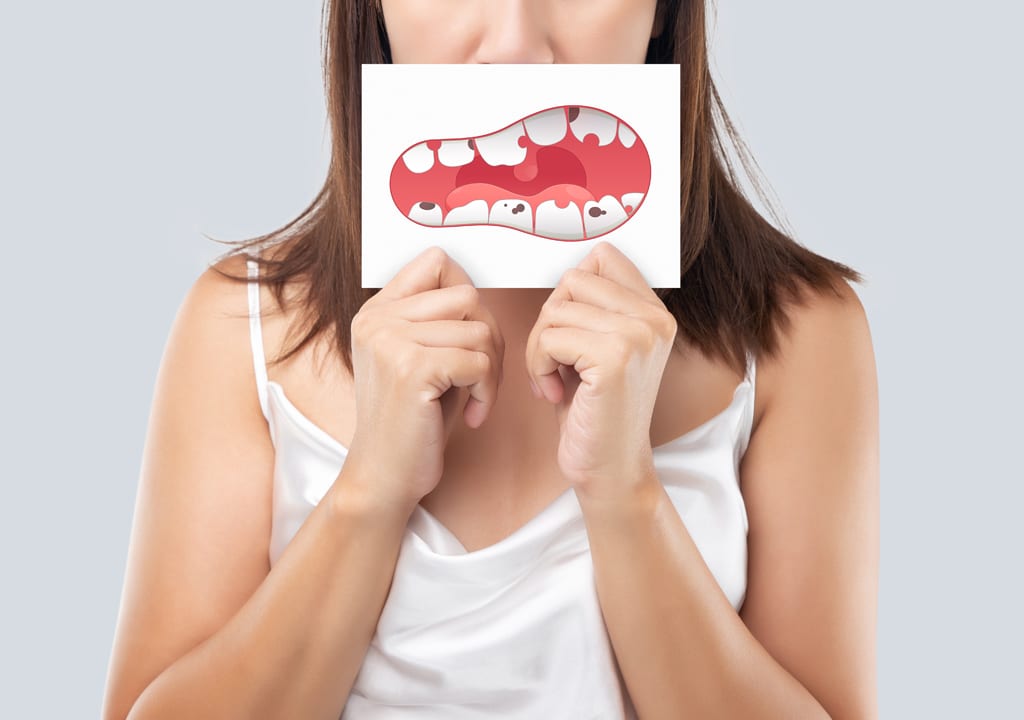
[102,257,413,720]
[578,282,879,719]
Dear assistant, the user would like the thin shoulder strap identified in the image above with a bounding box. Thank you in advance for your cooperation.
[735,349,758,483]
[245,255,271,422]
[745,348,756,393]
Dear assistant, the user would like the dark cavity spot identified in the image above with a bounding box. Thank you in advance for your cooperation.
[588,207,606,218]
[515,203,525,213]
[419,202,436,210]
[568,106,580,122]
[467,138,475,150]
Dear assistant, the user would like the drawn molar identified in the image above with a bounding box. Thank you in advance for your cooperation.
[389,105,651,242]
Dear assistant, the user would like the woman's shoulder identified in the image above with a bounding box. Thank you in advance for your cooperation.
[168,250,273,424]
[753,278,872,436]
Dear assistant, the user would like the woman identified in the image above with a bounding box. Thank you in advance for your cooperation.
[103,1,879,718]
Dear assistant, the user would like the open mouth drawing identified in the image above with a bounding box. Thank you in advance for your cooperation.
[388,105,651,242]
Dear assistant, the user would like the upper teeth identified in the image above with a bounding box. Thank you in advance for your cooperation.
[617,123,637,149]
[621,193,645,213]
[582,196,629,239]
[523,108,568,146]
[401,142,434,174]
[475,122,527,166]
[437,139,476,168]
[569,108,618,147]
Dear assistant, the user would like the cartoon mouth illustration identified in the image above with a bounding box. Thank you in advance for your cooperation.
[388,105,650,242]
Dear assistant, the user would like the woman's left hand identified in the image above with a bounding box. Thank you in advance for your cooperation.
[525,241,678,504]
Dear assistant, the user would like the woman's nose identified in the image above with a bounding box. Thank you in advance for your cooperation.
[472,0,555,64]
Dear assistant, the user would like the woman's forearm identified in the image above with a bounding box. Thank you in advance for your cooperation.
[125,463,413,720]
[578,472,830,720]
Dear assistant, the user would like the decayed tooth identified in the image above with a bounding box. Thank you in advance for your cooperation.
[443,199,489,226]
[568,107,617,146]
[408,201,443,226]
[437,139,475,168]
[475,122,527,166]
[620,192,645,213]
[535,200,584,240]
[617,122,637,149]
[401,142,434,173]
[523,108,567,146]
[489,199,533,234]
[583,196,629,238]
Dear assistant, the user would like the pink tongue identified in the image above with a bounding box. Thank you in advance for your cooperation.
[445,182,595,213]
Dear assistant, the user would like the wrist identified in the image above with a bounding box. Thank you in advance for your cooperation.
[327,466,419,529]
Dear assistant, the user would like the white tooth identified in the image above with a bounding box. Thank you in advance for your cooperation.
[437,139,475,168]
[475,122,527,166]
[401,142,434,174]
[617,122,637,149]
[408,201,443,226]
[569,108,617,146]
[583,196,629,239]
[443,199,489,226]
[523,108,567,146]
[488,199,533,234]
[535,200,584,240]
[620,193,645,214]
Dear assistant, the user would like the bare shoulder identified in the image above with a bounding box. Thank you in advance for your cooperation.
[102,251,275,720]
[739,279,880,719]
[754,278,876,430]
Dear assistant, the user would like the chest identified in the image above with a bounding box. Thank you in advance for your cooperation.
[268,334,753,554]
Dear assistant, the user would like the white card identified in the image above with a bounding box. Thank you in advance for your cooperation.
[361,64,680,288]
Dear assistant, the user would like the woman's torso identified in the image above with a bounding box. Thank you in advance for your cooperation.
[246,251,766,718]
[252,269,766,553]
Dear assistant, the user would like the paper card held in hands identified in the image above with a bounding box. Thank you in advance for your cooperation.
[361,64,680,288]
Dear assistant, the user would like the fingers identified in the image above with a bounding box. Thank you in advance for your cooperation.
[370,245,476,304]
[360,246,505,427]
[546,267,638,316]
[407,317,504,400]
[576,241,659,304]
[418,345,499,428]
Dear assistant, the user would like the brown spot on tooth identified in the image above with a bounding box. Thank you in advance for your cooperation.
[419,202,436,210]
[567,106,580,122]
[588,207,606,218]
[467,138,475,150]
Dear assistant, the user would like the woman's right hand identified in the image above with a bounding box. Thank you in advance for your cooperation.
[340,246,505,514]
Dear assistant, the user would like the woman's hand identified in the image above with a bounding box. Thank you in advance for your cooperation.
[525,241,677,503]
[343,246,505,514]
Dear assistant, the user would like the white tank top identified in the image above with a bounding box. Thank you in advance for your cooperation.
[246,256,753,719]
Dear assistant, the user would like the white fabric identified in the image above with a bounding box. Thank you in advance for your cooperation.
[246,257,753,719]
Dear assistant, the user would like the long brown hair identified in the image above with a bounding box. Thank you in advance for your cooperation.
[209,0,863,378]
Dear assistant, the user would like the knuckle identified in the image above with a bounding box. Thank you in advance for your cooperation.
[426,245,448,265]
[474,350,491,374]
[459,283,480,306]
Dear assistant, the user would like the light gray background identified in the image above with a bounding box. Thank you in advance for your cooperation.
[1,1,1020,717]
